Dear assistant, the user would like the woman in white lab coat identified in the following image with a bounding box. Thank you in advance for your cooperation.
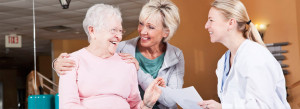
[198,0,291,109]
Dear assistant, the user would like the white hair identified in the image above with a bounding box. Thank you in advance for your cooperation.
[139,0,180,42]
[82,4,122,42]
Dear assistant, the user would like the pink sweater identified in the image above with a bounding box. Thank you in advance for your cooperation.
[59,48,141,109]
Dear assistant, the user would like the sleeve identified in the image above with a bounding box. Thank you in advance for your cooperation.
[127,64,142,109]
[222,56,284,109]
[59,57,86,109]
[138,51,185,108]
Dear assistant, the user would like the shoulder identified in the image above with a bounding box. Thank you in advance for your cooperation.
[117,37,139,52]
[239,40,275,63]
[236,40,282,74]
[114,54,136,69]
[68,49,84,61]
[113,54,137,76]
[166,43,183,56]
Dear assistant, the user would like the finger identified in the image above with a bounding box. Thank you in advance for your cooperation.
[124,59,135,64]
[118,53,132,57]
[198,101,206,107]
[61,62,76,67]
[60,67,74,71]
[119,53,131,56]
[146,77,162,92]
[61,58,76,64]
[56,58,75,67]
[157,80,164,87]
[206,100,215,104]
[121,56,134,60]
[59,53,70,58]
[155,77,165,87]
[160,79,166,87]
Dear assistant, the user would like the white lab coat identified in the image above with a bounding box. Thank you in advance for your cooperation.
[216,40,290,109]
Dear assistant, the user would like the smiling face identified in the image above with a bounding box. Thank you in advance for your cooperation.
[205,7,229,43]
[137,14,169,48]
[90,16,123,56]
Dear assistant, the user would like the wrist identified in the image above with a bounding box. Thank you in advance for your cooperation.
[142,100,152,109]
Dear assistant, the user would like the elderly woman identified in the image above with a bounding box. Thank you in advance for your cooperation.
[59,4,165,109]
[55,0,183,108]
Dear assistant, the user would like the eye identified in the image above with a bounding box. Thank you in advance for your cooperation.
[148,25,155,29]
[139,22,144,26]
[112,28,117,32]
[118,29,121,32]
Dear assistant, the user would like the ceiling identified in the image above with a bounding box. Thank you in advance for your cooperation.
[0,0,146,69]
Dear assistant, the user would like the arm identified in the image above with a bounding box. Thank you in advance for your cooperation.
[127,65,142,109]
[52,53,75,75]
[127,65,165,109]
[138,51,185,107]
[59,57,86,109]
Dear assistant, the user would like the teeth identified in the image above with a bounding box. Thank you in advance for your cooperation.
[110,41,117,44]
[209,32,213,34]
[142,37,149,40]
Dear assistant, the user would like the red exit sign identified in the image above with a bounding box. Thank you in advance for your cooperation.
[5,34,22,48]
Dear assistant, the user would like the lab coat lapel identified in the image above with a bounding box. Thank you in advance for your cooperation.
[221,40,248,94]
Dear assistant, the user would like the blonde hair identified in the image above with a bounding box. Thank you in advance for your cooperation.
[83,4,122,43]
[139,0,180,42]
[211,0,264,46]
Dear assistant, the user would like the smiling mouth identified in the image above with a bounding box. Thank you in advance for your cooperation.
[141,37,150,40]
[110,41,117,45]
[209,32,213,34]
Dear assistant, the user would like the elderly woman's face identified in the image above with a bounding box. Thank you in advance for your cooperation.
[205,7,229,43]
[138,14,168,48]
[92,16,123,56]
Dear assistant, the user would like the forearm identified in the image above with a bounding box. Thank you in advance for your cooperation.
[138,71,182,107]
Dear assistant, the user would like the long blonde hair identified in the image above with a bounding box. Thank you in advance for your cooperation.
[211,0,264,46]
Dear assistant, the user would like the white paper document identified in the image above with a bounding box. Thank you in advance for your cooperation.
[168,86,203,109]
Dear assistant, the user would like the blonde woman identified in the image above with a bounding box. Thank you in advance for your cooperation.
[198,0,290,109]
[55,0,183,108]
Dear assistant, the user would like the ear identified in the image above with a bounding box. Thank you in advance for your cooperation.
[88,26,96,39]
[227,18,237,31]
[163,29,170,38]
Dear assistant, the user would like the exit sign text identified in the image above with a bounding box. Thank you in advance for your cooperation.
[5,34,22,48]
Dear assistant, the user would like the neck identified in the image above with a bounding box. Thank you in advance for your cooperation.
[138,40,166,59]
[221,32,246,56]
[86,43,113,59]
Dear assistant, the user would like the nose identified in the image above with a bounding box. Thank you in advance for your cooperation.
[205,21,209,30]
[117,34,122,41]
[139,25,147,35]
[114,33,122,41]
